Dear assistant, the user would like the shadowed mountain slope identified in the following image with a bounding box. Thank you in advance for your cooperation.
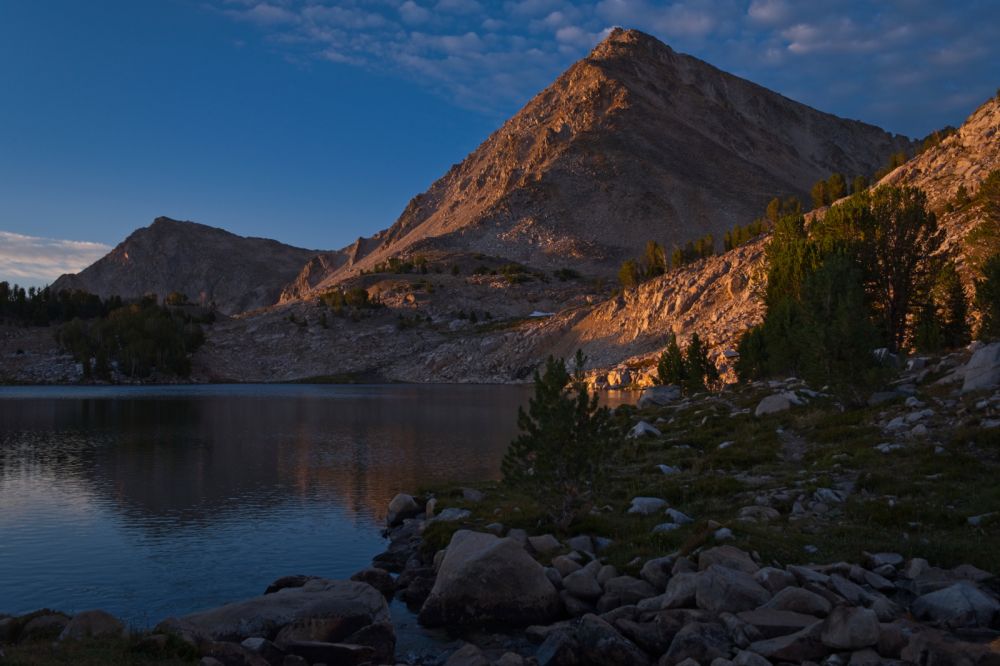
[51,217,320,315]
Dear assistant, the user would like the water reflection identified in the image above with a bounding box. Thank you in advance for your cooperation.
[0,384,637,626]
[0,385,531,623]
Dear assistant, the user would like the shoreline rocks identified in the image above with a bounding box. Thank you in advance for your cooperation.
[5,490,1000,666]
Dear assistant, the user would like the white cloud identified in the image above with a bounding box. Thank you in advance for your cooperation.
[399,1,432,24]
[210,0,1000,134]
[747,0,790,25]
[0,232,110,287]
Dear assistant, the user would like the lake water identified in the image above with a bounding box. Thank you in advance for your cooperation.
[0,384,540,629]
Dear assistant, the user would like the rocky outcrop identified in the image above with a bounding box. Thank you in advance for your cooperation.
[169,578,390,644]
[51,217,320,315]
[418,530,560,627]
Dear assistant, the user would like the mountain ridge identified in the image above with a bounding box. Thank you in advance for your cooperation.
[294,27,914,295]
[51,217,321,315]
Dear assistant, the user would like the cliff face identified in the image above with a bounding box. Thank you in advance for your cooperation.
[298,28,912,295]
[51,217,320,315]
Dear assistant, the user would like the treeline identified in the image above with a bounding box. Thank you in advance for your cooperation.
[723,196,802,251]
[810,173,869,209]
[0,283,117,326]
[655,332,718,394]
[810,127,959,210]
[57,296,207,379]
[736,185,1000,397]
[618,236,715,289]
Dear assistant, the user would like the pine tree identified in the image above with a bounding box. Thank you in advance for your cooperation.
[642,240,667,278]
[935,262,970,348]
[683,332,718,392]
[656,333,687,386]
[501,353,618,529]
[976,254,1000,340]
[798,255,884,394]
[618,259,640,289]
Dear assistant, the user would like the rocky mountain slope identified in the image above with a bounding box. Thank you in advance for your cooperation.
[297,28,913,293]
[51,217,320,315]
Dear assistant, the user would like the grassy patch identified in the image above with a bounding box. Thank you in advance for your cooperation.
[1,634,198,666]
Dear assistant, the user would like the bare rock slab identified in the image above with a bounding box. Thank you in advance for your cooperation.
[419,530,560,627]
[175,579,389,644]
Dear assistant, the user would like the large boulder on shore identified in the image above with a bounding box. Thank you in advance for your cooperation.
[961,342,1000,393]
[419,530,560,627]
[169,579,390,644]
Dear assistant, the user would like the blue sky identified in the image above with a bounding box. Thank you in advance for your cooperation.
[1,0,998,286]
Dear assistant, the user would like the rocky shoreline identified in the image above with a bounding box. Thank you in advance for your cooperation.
[3,490,999,666]
[3,345,999,665]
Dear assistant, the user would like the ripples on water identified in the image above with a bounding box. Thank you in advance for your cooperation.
[0,384,540,626]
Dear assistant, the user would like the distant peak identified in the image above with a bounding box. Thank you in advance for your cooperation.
[590,27,673,60]
[151,216,189,226]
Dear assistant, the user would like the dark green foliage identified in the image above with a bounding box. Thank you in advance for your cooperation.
[797,255,885,393]
[0,282,114,326]
[935,263,971,349]
[553,268,581,281]
[724,218,768,251]
[642,240,667,278]
[57,297,204,379]
[684,332,719,392]
[874,151,909,181]
[656,332,718,394]
[735,325,767,380]
[499,263,531,284]
[738,186,940,388]
[450,264,460,276]
[368,256,415,274]
[670,234,715,268]
[164,291,189,305]
[810,173,848,209]
[320,287,382,314]
[814,186,943,351]
[912,301,944,353]
[964,170,1000,270]
[851,175,868,194]
[618,259,640,289]
[916,126,957,155]
[724,197,801,251]
[501,352,619,530]
[976,254,1000,340]
[656,333,686,386]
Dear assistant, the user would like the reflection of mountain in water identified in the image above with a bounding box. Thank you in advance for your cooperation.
[0,386,529,533]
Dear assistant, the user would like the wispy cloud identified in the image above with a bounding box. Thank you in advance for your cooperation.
[211,1,1000,134]
[0,231,110,287]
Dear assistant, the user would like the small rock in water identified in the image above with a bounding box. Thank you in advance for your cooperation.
[714,527,734,541]
[657,464,681,475]
[804,545,819,554]
[718,440,735,449]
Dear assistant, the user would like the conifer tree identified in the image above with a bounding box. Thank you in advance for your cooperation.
[656,333,687,386]
[976,254,1000,340]
[501,352,618,529]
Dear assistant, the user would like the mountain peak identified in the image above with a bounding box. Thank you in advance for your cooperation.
[590,27,674,61]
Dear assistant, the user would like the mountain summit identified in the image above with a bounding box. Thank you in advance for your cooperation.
[301,28,913,292]
[52,217,319,315]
